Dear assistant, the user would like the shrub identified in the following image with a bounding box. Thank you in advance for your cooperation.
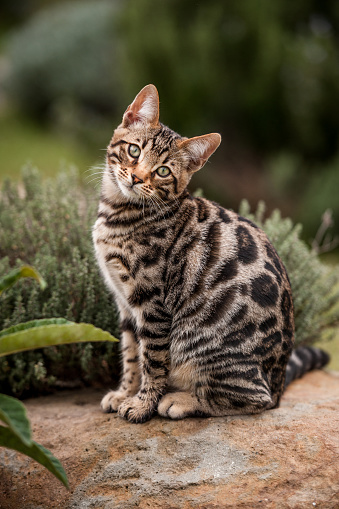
[3,0,120,147]
[239,200,339,345]
[0,169,338,397]
[0,167,120,397]
[118,0,339,159]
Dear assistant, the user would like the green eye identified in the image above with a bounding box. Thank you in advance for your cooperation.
[128,144,141,158]
[156,166,171,177]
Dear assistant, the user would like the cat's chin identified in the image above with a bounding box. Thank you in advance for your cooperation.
[117,180,143,204]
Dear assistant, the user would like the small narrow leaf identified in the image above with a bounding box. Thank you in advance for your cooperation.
[0,425,69,488]
[0,266,47,295]
[0,321,118,357]
[0,394,32,446]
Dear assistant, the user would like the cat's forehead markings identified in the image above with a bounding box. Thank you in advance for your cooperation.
[110,139,128,148]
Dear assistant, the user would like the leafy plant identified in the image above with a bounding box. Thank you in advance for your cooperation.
[0,167,120,396]
[1,168,338,398]
[0,265,46,295]
[0,263,118,488]
[3,0,120,147]
[239,199,339,344]
[0,319,118,357]
[119,0,339,160]
[0,394,69,488]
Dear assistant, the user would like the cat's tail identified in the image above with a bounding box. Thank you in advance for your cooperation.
[284,346,330,389]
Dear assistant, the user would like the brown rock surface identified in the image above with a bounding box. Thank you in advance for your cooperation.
[1,370,339,509]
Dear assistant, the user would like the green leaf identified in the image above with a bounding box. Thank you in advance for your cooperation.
[0,266,47,295]
[0,425,69,488]
[0,320,118,357]
[0,394,32,446]
[0,318,71,339]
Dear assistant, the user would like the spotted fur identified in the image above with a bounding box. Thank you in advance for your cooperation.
[93,85,328,423]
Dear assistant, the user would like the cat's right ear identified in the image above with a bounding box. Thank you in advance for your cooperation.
[122,84,160,128]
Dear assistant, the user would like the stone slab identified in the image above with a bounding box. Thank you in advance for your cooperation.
[1,370,339,509]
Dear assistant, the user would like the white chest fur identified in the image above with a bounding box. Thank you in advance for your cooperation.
[92,219,133,313]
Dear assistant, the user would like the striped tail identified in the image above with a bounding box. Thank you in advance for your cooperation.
[284,346,330,389]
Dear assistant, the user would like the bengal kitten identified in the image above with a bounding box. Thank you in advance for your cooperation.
[93,84,329,423]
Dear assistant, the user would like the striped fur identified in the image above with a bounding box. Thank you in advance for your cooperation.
[93,85,328,423]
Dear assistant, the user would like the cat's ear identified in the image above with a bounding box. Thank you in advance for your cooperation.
[122,84,160,128]
[178,133,221,173]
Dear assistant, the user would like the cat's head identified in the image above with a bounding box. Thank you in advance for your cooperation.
[104,84,221,205]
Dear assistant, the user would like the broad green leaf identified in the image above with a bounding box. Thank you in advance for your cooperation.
[0,266,47,295]
[0,318,71,339]
[0,321,118,357]
[0,394,32,446]
[0,425,69,488]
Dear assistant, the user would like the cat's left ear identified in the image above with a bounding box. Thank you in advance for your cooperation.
[178,133,221,173]
[122,84,160,127]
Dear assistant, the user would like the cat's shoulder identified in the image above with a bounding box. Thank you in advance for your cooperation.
[188,195,279,261]
[188,195,260,230]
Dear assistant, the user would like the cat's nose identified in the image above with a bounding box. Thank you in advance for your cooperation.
[131,174,144,185]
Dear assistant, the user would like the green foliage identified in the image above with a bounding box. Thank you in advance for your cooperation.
[239,199,339,345]
[117,1,339,239]
[4,1,339,160]
[0,265,46,295]
[0,394,69,488]
[119,0,339,159]
[298,154,339,240]
[0,393,31,446]
[0,270,68,486]
[0,168,337,397]
[0,319,118,357]
[0,114,94,181]
[3,1,339,238]
[0,262,117,488]
[4,0,120,147]
[0,168,120,396]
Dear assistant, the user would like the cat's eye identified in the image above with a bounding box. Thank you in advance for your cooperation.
[128,144,141,158]
[156,166,171,177]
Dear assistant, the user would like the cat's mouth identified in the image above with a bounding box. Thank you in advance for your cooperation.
[117,179,142,201]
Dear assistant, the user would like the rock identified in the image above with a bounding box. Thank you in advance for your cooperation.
[1,370,339,509]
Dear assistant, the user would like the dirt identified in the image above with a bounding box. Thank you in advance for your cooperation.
[1,370,339,509]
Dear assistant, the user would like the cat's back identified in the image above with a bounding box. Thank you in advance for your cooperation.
[168,195,293,313]
[168,195,294,355]
[168,196,294,404]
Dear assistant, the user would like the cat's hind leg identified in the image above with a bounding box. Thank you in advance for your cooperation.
[157,381,275,420]
[157,391,211,419]
[101,315,140,413]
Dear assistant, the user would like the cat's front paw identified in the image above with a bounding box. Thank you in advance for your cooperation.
[101,389,131,413]
[118,395,155,423]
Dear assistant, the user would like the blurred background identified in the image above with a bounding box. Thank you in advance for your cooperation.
[0,0,338,249]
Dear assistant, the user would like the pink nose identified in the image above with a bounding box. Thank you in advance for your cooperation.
[132,174,144,185]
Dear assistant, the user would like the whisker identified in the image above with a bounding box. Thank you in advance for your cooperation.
[84,173,105,184]
[85,171,105,178]
[150,194,169,221]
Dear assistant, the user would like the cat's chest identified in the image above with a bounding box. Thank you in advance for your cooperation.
[93,222,165,302]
